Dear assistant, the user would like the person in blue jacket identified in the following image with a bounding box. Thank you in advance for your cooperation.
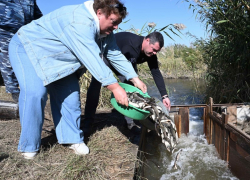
[8,0,147,159]
[0,0,42,102]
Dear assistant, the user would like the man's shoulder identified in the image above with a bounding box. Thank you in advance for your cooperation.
[115,32,143,40]
[115,31,138,36]
[115,32,142,52]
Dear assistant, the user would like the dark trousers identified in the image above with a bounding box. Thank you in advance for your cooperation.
[0,71,4,86]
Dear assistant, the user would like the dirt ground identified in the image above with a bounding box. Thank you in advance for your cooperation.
[0,87,142,180]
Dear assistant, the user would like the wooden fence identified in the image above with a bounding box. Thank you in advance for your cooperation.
[170,99,250,180]
[205,98,250,180]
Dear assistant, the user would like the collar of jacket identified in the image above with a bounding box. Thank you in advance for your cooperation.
[84,0,107,39]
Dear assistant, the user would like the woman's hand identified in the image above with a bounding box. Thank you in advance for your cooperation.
[130,77,147,93]
[106,83,128,106]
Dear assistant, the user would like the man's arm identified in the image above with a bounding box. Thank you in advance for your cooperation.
[105,41,139,74]
[147,57,171,110]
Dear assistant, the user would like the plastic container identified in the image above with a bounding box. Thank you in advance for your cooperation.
[110,83,151,120]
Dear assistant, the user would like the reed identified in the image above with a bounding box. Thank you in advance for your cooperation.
[185,0,250,103]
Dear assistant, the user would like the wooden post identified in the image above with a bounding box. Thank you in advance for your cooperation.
[0,100,18,119]
[203,107,206,136]
[223,114,230,163]
[221,113,226,160]
[205,105,211,143]
[174,114,181,138]
[179,107,189,135]
[209,97,214,144]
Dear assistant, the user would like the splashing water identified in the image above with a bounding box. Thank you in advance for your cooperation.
[143,79,238,179]
[143,112,238,179]
[160,132,238,180]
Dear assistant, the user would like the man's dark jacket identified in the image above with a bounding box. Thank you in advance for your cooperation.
[113,32,168,96]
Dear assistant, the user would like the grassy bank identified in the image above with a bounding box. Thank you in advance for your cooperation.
[0,86,141,179]
[137,46,207,80]
[0,118,138,180]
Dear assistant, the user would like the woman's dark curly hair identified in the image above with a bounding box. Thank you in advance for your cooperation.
[93,0,127,19]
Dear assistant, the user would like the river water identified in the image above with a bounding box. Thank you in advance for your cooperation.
[143,79,238,180]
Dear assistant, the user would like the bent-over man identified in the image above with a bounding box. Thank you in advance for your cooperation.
[84,31,171,135]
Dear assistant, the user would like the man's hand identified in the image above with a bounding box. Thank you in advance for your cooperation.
[130,77,147,93]
[106,83,128,106]
[162,95,171,111]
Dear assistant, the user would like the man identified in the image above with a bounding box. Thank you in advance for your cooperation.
[84,31,171,135]
[0,0,42,102]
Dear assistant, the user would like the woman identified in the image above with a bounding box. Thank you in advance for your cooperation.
[9,0,147,159]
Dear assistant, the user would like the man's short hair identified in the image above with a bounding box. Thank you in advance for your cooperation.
[145,32,164,48]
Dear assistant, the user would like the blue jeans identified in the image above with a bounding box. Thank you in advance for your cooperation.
[9,34,84,152]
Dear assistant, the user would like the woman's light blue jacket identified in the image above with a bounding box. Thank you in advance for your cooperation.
[15,1,137,86]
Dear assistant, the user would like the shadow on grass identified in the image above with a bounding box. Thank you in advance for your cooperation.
[40,109,141,151]
[81,109,141,145]
[0,153,9,162]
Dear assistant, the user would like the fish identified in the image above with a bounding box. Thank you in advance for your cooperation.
[127,92,178,153]
[172,149,182,170]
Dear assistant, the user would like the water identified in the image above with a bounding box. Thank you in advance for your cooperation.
[143,79,238,180]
